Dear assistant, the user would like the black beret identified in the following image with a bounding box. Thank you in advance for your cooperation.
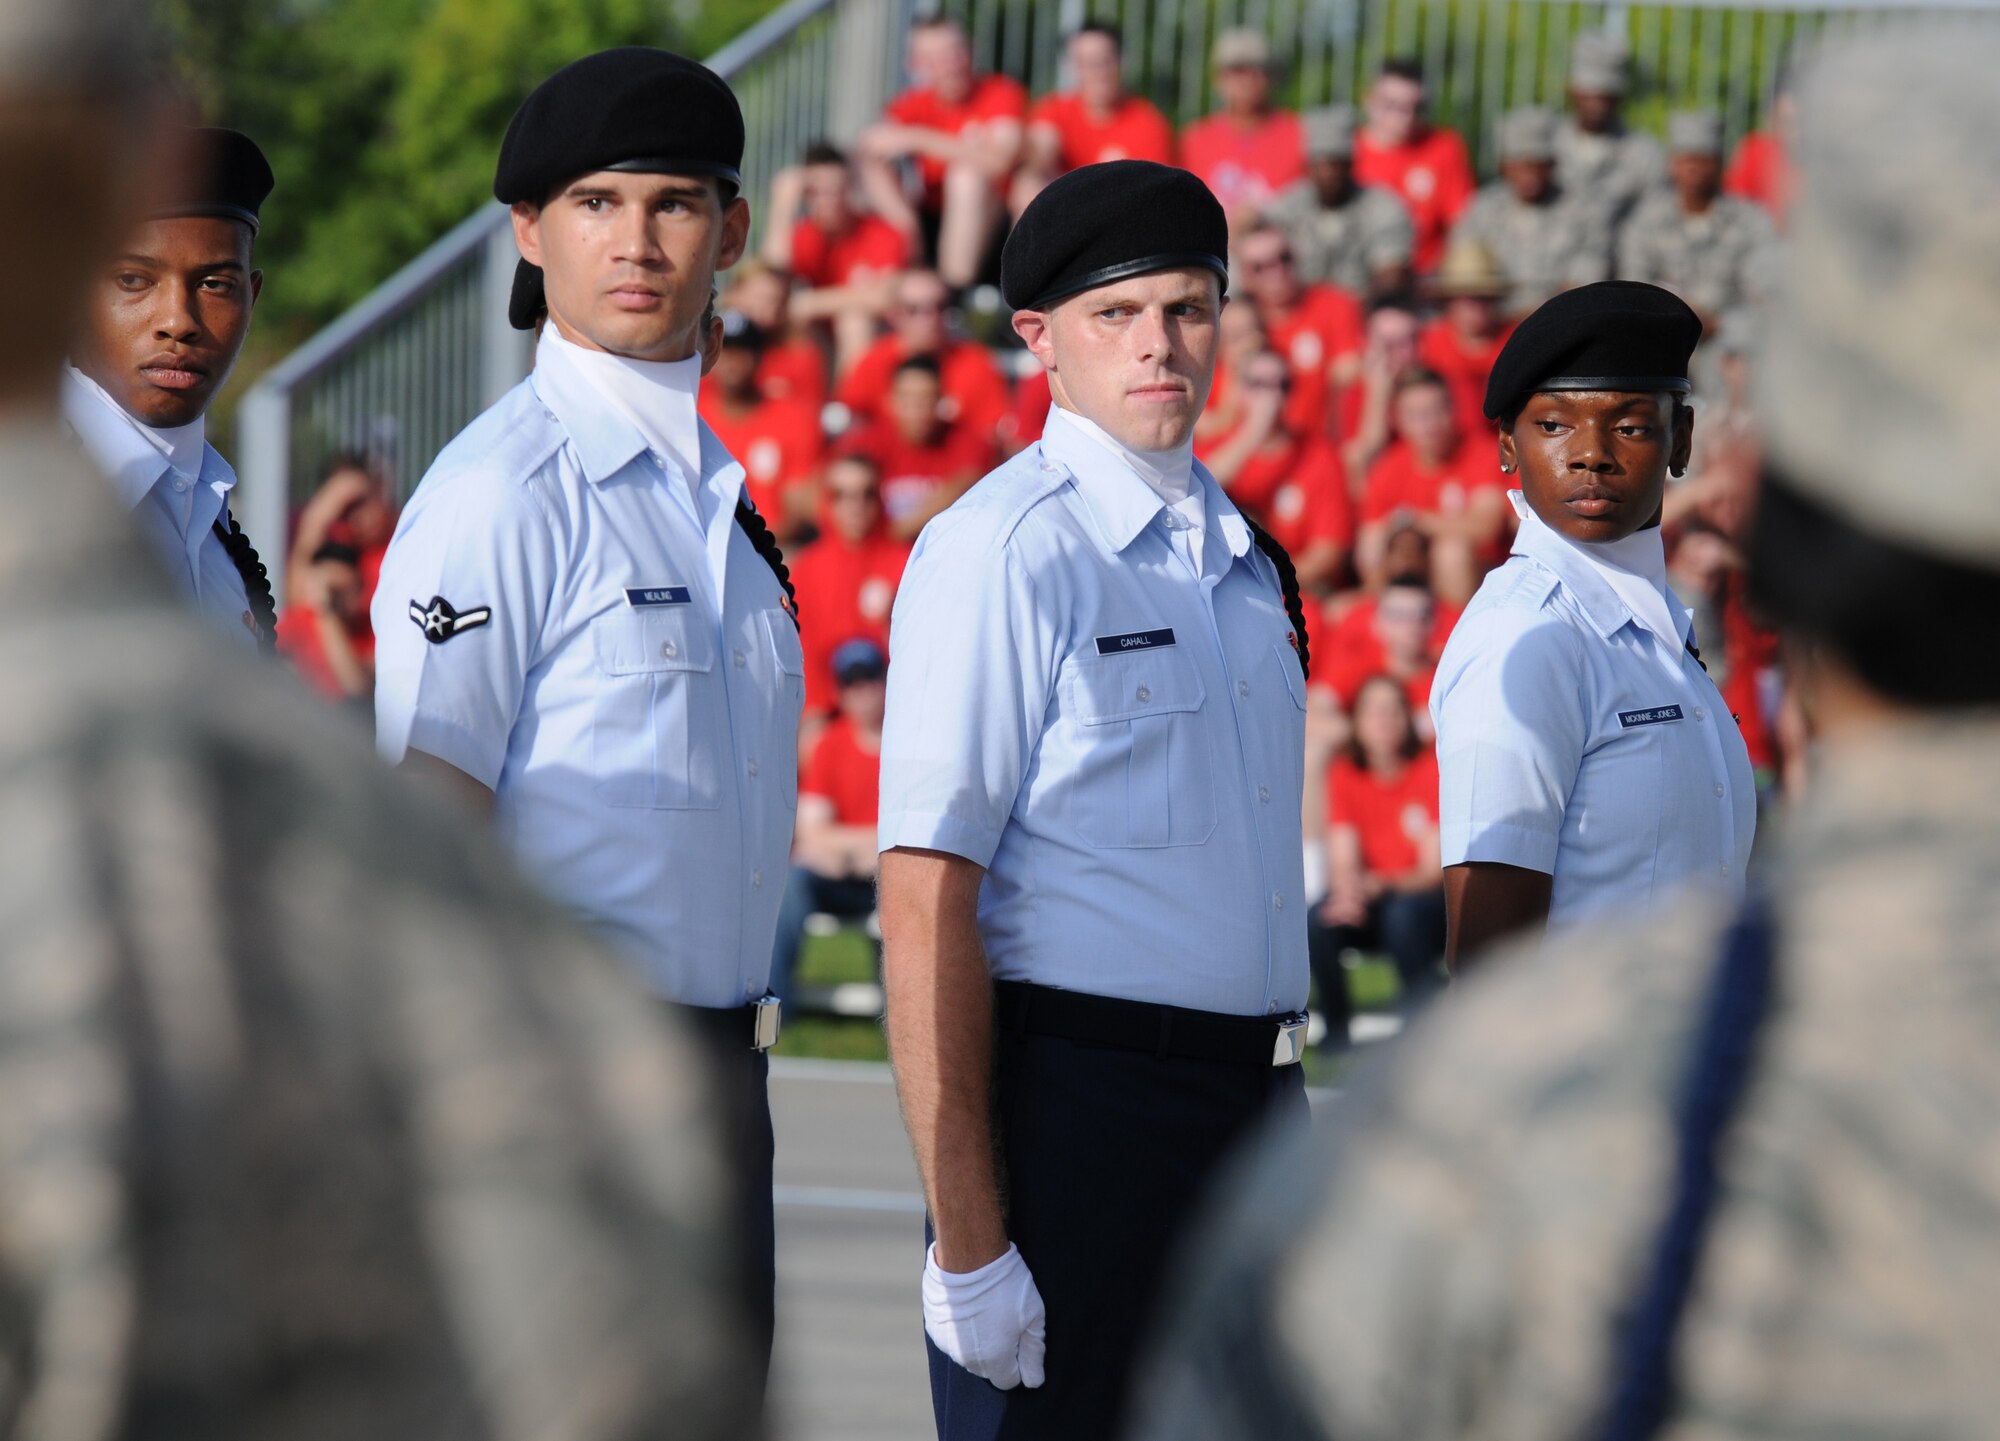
[495,48,743,329]
[1483,280,1702,420]
[160,128,273,236]
[1001,160,1228,311]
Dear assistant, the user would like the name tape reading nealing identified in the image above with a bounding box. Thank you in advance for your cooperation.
[1618,704,1685,728]
[1095,627,1176,655]
[626,586,693,608]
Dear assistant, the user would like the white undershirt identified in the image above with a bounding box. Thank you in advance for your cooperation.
[539,326,704,511]
[1050,405,1207,574]
[1510,489,1685,651]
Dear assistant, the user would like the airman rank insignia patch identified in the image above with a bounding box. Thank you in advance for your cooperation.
[409,595,492,644]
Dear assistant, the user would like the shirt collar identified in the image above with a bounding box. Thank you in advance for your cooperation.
[531,327,717,492]
[60,366,223,510]
[1508,489,1691,645]
[1038,404,1250,559]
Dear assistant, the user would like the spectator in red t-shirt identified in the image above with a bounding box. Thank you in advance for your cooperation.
[698,311,824,543]
[857,16,1026,287]
[1200,348,1354,595]
[835,267,1011,442]
[1724,87,1796,224]
[1339,294,1422,480]
[789,452,911,721]
[1358,367,1510,602]
[725,262,829,409]
[1418,234,1514,432]
[288,453,396,644]
[1317,576,1439,733]
[1236,222,1366,440]
[763,142,911,371]
[1193,299,1271,452]
[768,637,888,1006]
[1014,23,1174,213]
[276,541,375,706]
[999,365,1052,455]
[847,355,996,538]
[1176,29,1306,226]
[1352,57,1476,273]
[1310,673,1446,1021]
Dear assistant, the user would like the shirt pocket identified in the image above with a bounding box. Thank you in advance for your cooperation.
[761,608,806,812]
[1066,647,1216,849]
[591,608,722,810]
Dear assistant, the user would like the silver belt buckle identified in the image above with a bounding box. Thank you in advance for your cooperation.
[1271,1015,1308,1067]
[751,995,783,1052]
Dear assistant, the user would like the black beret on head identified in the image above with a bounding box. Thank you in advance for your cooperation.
[1483,280,1702,421]
[162,128,274,236]
[495,47,744,329]
[1001,160,1228,311]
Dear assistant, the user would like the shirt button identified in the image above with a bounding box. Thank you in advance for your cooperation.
[1714,784,1726,798]
[1693,707,1706,721]
[1272,891,1285,911]
[660,642,678,659]
[752,870,763,888]
[734,649,747,669]
[1258,786,1270,803]
[1238,680,1251,698]
[747,759,760,778]
[1136,685,1151,702]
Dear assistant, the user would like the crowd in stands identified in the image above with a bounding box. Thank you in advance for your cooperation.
[282,16,1798,1027]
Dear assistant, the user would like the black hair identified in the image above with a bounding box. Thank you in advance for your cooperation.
[1073,19,1123,47]
[803,140,848,167]
[1748,470,2000,706]
[212,507,278,656]
[892,354,944,382]
[1392,365,1450,400]
[1366,289,1420,318]
[311,540,361,567]
[1340,673,1423,769]
[1379,56,1425,85]
[734,498,799,627]
[1243,514,1312,681]
[319,450,373,483]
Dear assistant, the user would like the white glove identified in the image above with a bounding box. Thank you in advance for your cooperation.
[922,1241,1047,1390]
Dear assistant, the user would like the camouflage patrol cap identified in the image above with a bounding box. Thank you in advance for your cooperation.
[1760,31,2000,568]
[1667,109,1724,156]
[1497,106,1558,163]
[1302,105,1358,158]
[1568,31,1630,96]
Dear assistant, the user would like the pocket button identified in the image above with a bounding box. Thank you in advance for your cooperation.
[1136,685,1151,702]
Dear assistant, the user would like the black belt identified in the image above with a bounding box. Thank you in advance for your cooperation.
[994,981,1307,1068]
[671,994,783,1052]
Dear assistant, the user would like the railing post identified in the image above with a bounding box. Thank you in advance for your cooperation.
[829,0,904,143]
[235,382,292,606]
[480,211,536,405]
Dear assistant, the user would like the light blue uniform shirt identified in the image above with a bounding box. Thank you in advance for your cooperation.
[61,368,256,652]
[1430,496,1756,929]
[372,337,803,1006]
[878,406,1310,1017]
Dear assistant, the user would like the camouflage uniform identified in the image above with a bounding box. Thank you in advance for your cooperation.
[1618,190,1778,325]
[1452,179,1613,317]
[0,421,757,1440]
[1553,120,1665,233]
[1263,181,1415,297]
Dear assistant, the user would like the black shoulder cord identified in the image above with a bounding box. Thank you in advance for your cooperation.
[212,505,279,657]
[1593,890,1778,1441]
[734,498,798,628]
[1243,513,1311,682]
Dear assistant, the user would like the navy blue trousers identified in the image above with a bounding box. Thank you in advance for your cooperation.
[927,1030,1309,1441]
[682,1024,775,1410]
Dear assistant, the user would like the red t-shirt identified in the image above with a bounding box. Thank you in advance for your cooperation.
[1225,433,1355,560]
[999,367,1052,452]
[846,421,996,531]
[789,530,912,715]
[1176,110,1307,212]
[1327,749,1440,877]
[790,213,910,288]
[1264,284,1366,437]
[275,607,375,703]
[801,715,882,825]
[1724,130,1793,223]
[1418,317,1512,435]
[1320,649,1437,716]
[758,337,828,410]
[836,335,1012,443]
[698,394,824,528]
[1028,92,1175,171]
[1352,126,1475,273]
[1327,592,1462,660]
[886,75,1030,204]
[1361,435,1506,524]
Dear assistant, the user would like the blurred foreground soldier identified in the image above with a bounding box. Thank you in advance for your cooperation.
[0,8,754,1437]
[1451,106,1612,319]
[1554,31,1665,234]
[1620,111,1779,334]
[63,124,278,652]
[371,48,798,1398]
[880,160,1315,1441]
[1261,105,1415,299]
[1131,29,2000,1440]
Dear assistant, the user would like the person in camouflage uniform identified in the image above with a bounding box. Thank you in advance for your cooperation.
[0,6,758,1437]
[1261,105,1416,300]
[1451,106,1613,319]
[1553,31,1665,236]
[1124,26,2000,1441]
[1619,111,1779,333]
